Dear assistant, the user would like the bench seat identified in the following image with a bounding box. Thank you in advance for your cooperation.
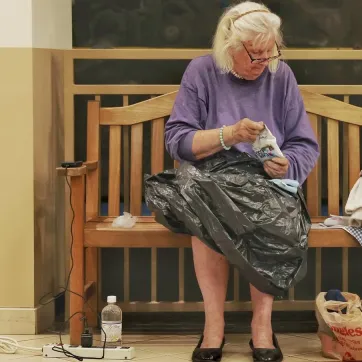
[84,216,360,248]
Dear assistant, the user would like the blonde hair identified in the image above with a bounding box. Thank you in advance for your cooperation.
[212,1,283,74]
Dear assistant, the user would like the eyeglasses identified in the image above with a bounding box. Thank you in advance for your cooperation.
[242,43,281,64]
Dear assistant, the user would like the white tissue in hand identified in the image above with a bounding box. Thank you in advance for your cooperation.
[112,212,137,228]
[252,125,284,162]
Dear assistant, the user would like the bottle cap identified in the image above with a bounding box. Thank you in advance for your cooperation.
[107,295,117,303]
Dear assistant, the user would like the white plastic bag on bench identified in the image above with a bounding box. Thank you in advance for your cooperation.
[316,292,362,361]
[112,212,137,228]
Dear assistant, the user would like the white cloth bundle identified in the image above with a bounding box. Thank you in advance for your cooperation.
[345,176,362,227]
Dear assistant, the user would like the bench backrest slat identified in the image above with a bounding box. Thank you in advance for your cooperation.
[348,124,361,189]
[122,96,131,213]
[306,113,322,215]
[151,117,165,174]
[108,125,121,216]
[327,118,340,215]
[130,123,143,215]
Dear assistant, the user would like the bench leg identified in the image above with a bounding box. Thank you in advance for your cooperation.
[85,247,99,328]
[69,175,85,346]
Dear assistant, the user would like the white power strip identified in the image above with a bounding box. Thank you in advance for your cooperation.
[42,343,136,360]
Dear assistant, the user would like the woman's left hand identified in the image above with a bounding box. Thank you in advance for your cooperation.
[264,157,289,178]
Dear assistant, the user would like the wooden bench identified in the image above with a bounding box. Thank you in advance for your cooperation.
[57,89,362,345]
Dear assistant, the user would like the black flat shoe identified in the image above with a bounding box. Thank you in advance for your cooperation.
[192,335,225,362]
[249,333,283,362]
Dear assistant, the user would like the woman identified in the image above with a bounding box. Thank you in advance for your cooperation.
[164,1,320,361]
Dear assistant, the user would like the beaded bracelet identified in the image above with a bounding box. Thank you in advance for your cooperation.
[219,125,231,150]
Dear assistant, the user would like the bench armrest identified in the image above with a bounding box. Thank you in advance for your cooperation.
[56,160,98,177]
[84,160,98,171]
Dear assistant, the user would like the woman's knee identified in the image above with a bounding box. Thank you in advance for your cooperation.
[191,237,226,260]
[191,237,212,255]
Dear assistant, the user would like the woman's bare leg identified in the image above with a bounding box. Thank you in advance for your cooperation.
[250,284,274,348]
[192,237,229,348]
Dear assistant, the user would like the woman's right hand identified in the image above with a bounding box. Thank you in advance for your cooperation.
[226,118,265,145]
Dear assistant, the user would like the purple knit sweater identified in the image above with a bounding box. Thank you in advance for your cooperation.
[165,55,320,184]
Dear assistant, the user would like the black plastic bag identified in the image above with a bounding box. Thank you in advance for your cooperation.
[144,151,311,297]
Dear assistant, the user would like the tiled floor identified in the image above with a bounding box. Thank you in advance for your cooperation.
[0,333,337,361]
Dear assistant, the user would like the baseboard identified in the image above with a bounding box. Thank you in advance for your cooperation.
[0,301,54,335]
[121,311,318,334]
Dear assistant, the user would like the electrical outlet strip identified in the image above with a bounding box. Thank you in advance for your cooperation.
[42,343,136,359]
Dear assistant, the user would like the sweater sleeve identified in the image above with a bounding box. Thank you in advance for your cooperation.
[281,69,320,185]
[165,63,207,162]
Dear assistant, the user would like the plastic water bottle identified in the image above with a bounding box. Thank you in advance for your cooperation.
[101,296,122,346]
